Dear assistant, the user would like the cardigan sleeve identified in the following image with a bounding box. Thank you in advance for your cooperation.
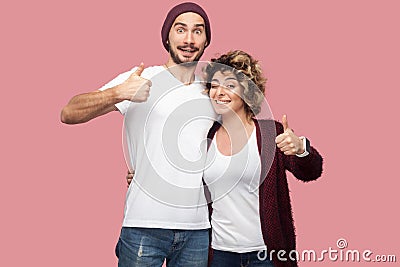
[275,121,324,182]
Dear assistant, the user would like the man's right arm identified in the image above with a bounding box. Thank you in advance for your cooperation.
[60,89,120,124]
[60,63,151,124]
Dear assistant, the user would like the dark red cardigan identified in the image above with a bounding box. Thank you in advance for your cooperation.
[206,119,323,267]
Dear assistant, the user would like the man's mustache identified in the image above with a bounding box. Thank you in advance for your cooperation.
[177,45,199,51]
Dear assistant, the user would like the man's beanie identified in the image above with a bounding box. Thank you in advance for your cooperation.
[161,2,211,51]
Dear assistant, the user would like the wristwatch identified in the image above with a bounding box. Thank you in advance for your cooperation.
[297,136,310,157]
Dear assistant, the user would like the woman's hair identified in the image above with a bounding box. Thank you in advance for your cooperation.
[204,50,267,119]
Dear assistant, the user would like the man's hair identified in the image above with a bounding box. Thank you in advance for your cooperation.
[161,2,211,51]
[204,50,267,119]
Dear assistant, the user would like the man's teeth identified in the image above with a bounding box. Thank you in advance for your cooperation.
[216,100,231,104]
[181,48,196,52]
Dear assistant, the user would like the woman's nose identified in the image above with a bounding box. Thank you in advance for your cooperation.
[216,85,225,95]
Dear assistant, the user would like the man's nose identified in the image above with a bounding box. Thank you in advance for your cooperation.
[184,32,194,44]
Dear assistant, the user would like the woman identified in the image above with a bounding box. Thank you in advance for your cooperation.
[202,50,323,267]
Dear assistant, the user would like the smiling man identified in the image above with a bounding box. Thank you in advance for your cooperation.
[165,13,208,65]
[60,2,216,267]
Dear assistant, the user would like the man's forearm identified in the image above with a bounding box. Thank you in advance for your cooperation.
[60,88,120,124]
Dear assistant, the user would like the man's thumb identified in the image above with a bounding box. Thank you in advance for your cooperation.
[132,63,145,76]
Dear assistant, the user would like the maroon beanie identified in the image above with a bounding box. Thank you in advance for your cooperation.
[161,2,211,51]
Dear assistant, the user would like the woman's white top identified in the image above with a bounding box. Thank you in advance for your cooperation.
[203,128,267,253]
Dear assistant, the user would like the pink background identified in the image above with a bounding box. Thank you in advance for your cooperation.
[1,0,399,266]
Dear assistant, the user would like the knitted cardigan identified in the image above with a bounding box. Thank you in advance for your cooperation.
[206,119,323,267]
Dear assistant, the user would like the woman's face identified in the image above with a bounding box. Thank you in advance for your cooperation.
[209,70,245,116]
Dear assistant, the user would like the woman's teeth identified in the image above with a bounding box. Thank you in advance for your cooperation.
[216,100,231,104]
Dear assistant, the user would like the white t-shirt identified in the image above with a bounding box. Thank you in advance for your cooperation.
[203,129,267,252]
[100,65,217,229]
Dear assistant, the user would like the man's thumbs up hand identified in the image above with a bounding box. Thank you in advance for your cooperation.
[116,63,152,102]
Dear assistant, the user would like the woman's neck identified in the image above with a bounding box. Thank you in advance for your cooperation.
[221,111,253,133]
[217,112,254,156]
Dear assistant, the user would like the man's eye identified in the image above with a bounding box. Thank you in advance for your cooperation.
[194,29,202,34]
[177,28,185,33]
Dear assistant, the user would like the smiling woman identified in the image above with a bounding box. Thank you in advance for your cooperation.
[209,71,246,117]
[202,50,323,267]
[204,50,266,120]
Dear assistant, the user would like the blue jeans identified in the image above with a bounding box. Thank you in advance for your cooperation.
[115,227,209,267]
[210,249,274,267]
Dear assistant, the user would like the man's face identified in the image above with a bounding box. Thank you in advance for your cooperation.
[168,12,208,64]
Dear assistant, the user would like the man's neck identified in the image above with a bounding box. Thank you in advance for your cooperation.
[164,59,198,85]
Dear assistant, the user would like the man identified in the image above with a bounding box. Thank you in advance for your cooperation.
[61,2,216,267]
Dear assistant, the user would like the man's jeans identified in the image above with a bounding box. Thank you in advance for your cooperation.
[210,249,274,267]
[116,227,209,267]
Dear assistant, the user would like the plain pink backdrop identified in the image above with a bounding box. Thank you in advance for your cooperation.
[1,0,399,266]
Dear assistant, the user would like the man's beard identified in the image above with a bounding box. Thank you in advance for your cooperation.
[169,44,205,67]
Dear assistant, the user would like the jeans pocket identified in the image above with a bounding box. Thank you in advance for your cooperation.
[115,238,121,258]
